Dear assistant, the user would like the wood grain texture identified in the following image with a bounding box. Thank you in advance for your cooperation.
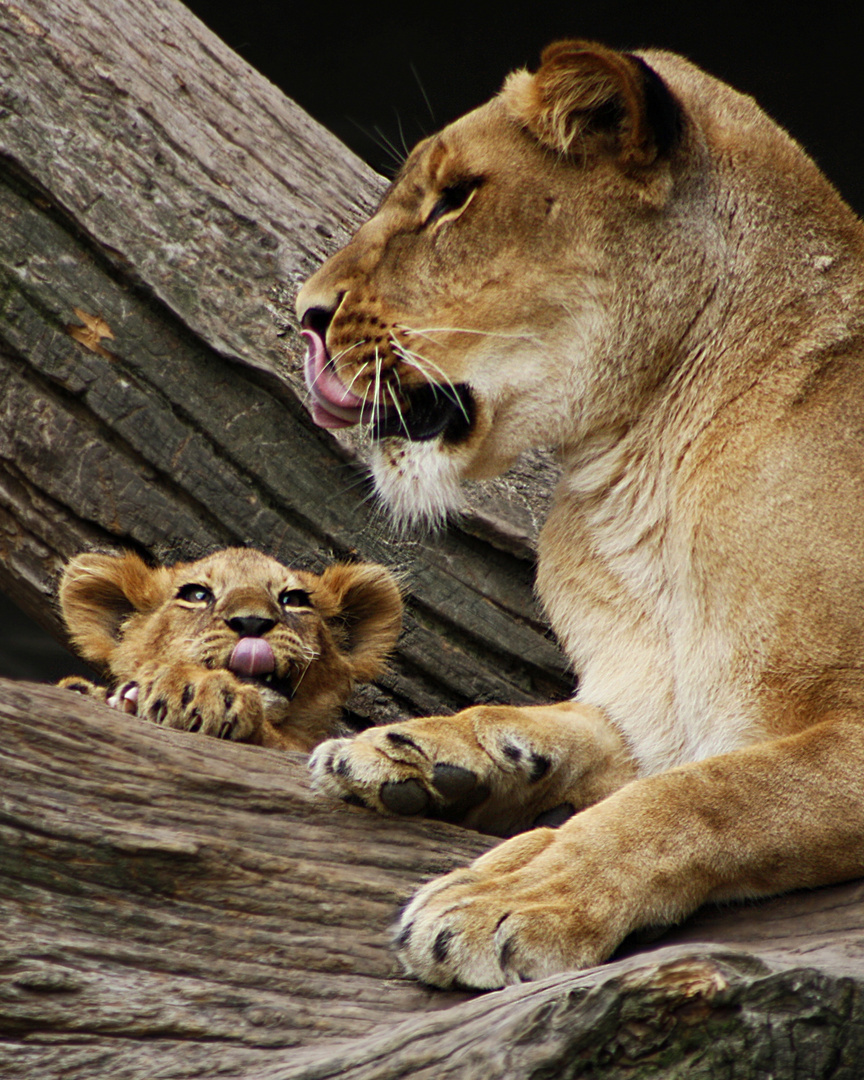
[2,682,864,1079]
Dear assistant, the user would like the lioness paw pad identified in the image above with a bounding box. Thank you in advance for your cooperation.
[308,709,598,834]
[309,728,493,821]
[393,828,620,989]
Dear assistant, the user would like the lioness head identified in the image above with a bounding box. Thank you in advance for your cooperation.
[59,548,403,749]
[297,40,853,528]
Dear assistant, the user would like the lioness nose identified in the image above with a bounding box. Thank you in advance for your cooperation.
[227,616,276,637]
[300,304,335,335]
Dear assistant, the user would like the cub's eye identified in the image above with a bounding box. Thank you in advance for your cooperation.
[176,583,213,604]
[279,588,313,609]
[425,178,481,227]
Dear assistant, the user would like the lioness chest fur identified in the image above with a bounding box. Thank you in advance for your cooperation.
[296,41,864,988]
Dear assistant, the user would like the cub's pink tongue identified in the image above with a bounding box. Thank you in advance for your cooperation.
[229,637,275,676]
[301,328,365,429]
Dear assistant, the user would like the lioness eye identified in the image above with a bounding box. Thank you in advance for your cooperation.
[177,583,213,604]
[279,588,313,608]
[426,178,481,227]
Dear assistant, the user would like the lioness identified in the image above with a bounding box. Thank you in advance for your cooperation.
[296,40,864,989]
[59,548,402,751]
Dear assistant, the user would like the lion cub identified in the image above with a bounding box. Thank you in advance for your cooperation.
[58,547,402,751]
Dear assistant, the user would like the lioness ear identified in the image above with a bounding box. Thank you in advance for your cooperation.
[502,40,681,166]
[59,551,171,666]
[311,563,403,682]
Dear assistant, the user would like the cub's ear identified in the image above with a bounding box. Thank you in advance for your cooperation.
[309,562,403,682]
[501,40,681,166]
[58,551,172,667]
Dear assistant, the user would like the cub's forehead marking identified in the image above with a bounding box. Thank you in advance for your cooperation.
[173,552,301,593]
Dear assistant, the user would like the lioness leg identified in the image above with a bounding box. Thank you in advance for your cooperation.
[309,702,637,836]
[393,714,864,989]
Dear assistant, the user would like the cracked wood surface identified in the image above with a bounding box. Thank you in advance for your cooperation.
[3,682,864,1079]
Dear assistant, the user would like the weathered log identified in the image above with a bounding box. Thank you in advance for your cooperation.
[2,0,864,1076]
[0,0,570,727]
[3,681,864,1079]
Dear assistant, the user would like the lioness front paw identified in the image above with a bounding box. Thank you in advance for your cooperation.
[309,706,595,835]
[133,665,264,741]
[394,825,630,989]
[311,717,561,833]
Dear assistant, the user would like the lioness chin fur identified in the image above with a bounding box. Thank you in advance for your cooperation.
[59,547,402,752]
[295,39,864,989]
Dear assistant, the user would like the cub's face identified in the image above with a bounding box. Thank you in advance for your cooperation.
[59,548,402,745]
[296,42,718,527]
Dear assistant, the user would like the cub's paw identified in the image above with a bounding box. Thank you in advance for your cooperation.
[133,665,264,741]
[309,708,578,834]
[394,826,626,989]
[58,676,108,702]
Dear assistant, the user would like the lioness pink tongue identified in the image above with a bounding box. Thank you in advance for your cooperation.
[302,328,365,429]
[229,637,275,676]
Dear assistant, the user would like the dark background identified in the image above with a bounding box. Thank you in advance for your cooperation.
[5,0,864,681]
[184,0,864,213]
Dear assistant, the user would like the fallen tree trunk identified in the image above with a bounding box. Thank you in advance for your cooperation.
[0,0,570,726]
[2,1,864,1076]
[3,681,864,1079]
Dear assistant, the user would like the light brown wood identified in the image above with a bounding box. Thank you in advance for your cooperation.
[3,681,864,1079]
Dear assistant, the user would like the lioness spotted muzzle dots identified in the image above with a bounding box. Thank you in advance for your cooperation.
[296,39,864,989]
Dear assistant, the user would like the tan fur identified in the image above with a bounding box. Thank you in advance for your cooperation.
[296,41,864,988]
[59,548,402,751]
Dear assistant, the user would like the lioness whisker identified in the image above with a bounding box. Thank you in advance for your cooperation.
[399,324,541,345]
[349,117,405,172]
[387,382,411,439]
[343,360,371,398]
[373,123,407,169]
[392,344,470,423]
[329,339,368,364]
[373,347,383,431]
[300,339,366,407]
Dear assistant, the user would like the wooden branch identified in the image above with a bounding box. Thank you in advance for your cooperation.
[3,681,864,1079]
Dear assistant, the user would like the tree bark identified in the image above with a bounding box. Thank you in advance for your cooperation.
[1,1,864,1076]
[0,0,570,726]
[4,682,864,1079]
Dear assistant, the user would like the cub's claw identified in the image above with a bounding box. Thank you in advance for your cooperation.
[135,666,264,741]
[107,682,139,714]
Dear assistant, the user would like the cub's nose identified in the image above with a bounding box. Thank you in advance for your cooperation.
[227,616,276,637]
